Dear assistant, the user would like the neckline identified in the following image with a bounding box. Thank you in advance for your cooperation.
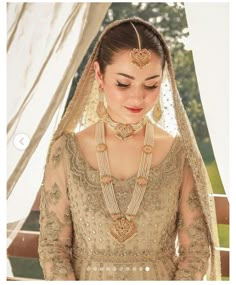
[68,131,180,183]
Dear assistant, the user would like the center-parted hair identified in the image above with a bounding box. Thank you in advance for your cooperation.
[97,21,166,74]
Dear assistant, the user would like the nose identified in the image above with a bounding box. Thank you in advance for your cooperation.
[129,88,144,105]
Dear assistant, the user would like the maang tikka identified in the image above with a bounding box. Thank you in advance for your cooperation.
[130,22,151,69]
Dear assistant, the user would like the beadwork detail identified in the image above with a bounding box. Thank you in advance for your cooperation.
[95,120,155,244]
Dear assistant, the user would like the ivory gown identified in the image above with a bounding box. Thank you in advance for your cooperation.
[38,127,210,280]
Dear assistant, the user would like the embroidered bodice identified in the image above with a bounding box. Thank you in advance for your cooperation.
[38,130,210,280]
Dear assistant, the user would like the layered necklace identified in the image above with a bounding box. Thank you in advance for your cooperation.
[95,118,154,243]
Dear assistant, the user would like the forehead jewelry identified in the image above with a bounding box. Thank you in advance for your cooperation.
[130,22,151,69]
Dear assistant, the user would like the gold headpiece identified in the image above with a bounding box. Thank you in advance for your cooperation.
[130,22,151,69]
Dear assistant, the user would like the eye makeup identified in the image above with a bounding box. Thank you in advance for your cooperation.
[116,80,158,89]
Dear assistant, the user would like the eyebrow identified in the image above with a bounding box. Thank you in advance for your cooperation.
[117,73,160,81]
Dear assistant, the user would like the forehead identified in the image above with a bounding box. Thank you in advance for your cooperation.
[105,49,162,79]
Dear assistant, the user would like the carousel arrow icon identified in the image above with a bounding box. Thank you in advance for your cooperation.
[13,134,30,150]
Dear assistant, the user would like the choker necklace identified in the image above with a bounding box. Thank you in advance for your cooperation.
[95,119,154,243]
[102,113,148,141]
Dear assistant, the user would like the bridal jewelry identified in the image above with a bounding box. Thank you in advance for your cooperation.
[96,87,148,140]
[103,115,148,141]
[95,119,155,243]
[152,99,162,122]
[130,22,151,69]
[96,86,107,119]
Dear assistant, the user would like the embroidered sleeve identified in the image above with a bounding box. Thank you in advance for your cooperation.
[174,158,210,280]
[38,136,76,280]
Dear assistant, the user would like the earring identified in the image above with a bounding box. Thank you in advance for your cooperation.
[152,100,162,122]
[96,86,107,119]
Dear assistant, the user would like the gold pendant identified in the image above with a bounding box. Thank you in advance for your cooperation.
[115,124,135,140]
[110,216,137,243]
[130,48,151,69]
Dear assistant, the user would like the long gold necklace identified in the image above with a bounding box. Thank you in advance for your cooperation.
[95,119,154,243]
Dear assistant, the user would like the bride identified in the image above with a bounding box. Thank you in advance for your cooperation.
[38,17,221,281]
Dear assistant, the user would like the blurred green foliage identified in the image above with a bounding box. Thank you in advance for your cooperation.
[218,224,229,248]
[206,161,225,194]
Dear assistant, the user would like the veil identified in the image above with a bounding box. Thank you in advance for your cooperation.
[43,17,221,280]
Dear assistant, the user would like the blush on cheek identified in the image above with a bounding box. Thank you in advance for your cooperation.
[148,93,159,104]
[106,90,125,104]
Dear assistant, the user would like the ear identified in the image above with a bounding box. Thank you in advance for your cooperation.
[94,61,104,89]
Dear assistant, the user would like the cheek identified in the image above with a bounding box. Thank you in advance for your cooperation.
[145,90,160,105]
[104,88,125,105]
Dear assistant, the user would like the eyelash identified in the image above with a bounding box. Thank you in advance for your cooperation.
[116,81,158,90]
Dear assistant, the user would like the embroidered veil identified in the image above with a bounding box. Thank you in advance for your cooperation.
[42,17,221,280]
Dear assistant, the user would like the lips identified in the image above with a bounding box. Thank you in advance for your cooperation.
[125,106,143,113]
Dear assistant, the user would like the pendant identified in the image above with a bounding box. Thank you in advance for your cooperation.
[110,216,137,243]
[115,124,135,140]
[130,48,151,69]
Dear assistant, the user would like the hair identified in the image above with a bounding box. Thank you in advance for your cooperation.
[97,21,166,74]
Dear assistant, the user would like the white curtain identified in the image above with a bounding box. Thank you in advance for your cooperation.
[7,2,111,244]
[185,3,229,196]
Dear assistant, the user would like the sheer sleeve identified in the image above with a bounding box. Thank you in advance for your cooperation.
[174,158,210,280]
[38,135,76,280]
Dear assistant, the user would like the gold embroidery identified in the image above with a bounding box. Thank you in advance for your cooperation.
[39,133,211,280]
[64,207,72,224]
[39,185,49,219]
[49,183,61,204]
[177,212,184,230]
[50,259,74,279]
[42,211,62,241]
[175,213,210,280]
[187,188,201,209]
[51,147,62,168]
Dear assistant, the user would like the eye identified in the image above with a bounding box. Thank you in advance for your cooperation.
[116,81,130,88]
[144,85,158,90]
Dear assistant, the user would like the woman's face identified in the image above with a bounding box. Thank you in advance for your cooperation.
[94,49,163,124]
